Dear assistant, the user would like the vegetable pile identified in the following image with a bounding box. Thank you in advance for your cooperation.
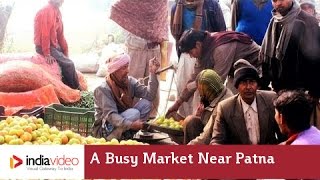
[64,91,94,109]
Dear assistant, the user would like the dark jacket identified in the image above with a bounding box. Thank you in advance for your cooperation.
[210,90,283,145]
[261,10,320,98]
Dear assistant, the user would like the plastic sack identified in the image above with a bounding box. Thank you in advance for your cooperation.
[0,53,61,80]
[72,53,99,73]
[0,60,80,103]
[0,84,60,116]
[0,53,88,92]
[96,43,124,77]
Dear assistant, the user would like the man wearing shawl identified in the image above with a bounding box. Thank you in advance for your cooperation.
[260,0,320,129]
[92,53,160,140]
[110,0,168,118]
[171,0,226,117]
[165,29,261,117]
[185,69,233,145]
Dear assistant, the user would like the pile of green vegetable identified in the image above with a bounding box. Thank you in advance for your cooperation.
[64,91,94,109]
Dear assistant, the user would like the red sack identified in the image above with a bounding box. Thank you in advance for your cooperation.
[0,54,88,92]
[0,84,60,116]
[0,60,80,103]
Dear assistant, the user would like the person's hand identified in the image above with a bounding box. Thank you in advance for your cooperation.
[44,55,56,64]
[149,57,160,74]
[195,103,204,117]
[130,120,143,131]
[165,100,182,118]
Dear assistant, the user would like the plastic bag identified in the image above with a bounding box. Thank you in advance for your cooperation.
[0,84,60,116]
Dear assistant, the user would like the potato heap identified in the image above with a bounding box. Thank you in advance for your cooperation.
[0,115,146,145]
[153,116,183,130]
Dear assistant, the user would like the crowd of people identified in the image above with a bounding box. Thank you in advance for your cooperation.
[35,0,320,145]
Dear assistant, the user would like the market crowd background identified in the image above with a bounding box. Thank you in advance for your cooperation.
[1,0,319,54]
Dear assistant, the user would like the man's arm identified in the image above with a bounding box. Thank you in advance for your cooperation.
[230,0,239,31]
[170,4,178,40]
[133,58,160,101]
[94,86,132,131]
[210,103,227,145]
[208,0,226,32]
[38,9,53,57]
[57,24,69,57]
[188,111,217,145]
[166,62,202,117]
[179,61,203,102]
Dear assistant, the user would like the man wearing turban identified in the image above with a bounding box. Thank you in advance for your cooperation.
[92,53,160,140]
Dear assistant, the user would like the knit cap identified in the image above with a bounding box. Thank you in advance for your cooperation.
[299,0,315,7]
[233,59,259,88]
[196,69,224,101]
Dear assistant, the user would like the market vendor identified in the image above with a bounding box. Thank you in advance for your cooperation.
[92,53,160,140]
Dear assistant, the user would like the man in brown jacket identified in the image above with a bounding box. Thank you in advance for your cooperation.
[210,59,282,144]
[166,29,261,117]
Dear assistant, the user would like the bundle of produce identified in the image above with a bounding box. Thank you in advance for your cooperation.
[146,116,184,136]
[64,91,94,109]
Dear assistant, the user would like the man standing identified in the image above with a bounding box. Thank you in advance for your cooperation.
[92,53,160,140]
[171,0,226,117]
[186,69,233,145]
[231,0,273,45]
[210,59,282,145]
[34,0,79,89]
[166,29,261,117]
[260,0,320,128]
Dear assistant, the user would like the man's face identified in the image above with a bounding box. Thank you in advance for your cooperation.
[274,109,286,134]
[113,64,129,83]
[238,79,258,104]
[301,4,316,16]
[272,0,293,15]
[197,84,210,106]
[51,0,64,8]
[188,42,202,59]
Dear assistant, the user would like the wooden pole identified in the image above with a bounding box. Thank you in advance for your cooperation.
[160,40,169,81]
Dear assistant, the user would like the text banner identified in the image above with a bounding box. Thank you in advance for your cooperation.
[85,145,320,179]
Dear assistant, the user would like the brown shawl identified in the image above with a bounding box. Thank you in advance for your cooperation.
[106,74,133,111]
[172,0,204,40]
[110,0,168,43]
[201,31,253,69]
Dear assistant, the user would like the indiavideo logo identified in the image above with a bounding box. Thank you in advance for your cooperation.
[10,155,23,169]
